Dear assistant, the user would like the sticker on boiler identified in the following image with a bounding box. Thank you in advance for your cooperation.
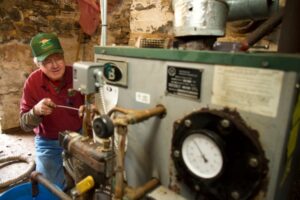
[136,92,151,104]
[212,65,283,117]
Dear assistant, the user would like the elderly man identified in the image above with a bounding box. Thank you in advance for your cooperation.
[20,33,84,188]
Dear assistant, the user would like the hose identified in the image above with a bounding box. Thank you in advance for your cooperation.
[0,155,35,188]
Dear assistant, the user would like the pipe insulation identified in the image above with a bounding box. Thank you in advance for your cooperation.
[226,0,274,21]
[0,155,35,188]
[173,0,278,37]
[173,0,229,37]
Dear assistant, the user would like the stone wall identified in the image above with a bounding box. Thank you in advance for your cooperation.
[0,0,173,130]
[0,0,97,130]
[129,0,173,45]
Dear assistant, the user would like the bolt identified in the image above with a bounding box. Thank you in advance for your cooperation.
[220,119,230,128]
[261,61,269,68]
[194,184,200,191]
[231,191,240,199]
[184,119,192,127]
[173,150,180,158]
[249,157,259,167]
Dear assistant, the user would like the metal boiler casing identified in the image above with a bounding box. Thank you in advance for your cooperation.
[94,47,300,200]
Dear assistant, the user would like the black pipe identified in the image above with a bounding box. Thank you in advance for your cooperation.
[240,9,284,51]
[278,0,300,53]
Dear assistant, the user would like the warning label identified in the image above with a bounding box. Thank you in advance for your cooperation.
[212,65,283,117]
[166,66,202,100]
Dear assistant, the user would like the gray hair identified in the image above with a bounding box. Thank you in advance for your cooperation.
[33,57,39,64]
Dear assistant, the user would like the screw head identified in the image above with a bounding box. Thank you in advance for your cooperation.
[231,191,240,199]
[249,157,259,167]
[220,119,230,128]
[261,61,269,67]
[184,119,192,127]
[173,150,180,158]
[194,184,200,191]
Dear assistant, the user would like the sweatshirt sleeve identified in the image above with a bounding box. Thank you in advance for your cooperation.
[19,77,41,132]
[20,108,42,132]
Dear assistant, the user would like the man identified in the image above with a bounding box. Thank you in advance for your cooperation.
[20,33,84,189]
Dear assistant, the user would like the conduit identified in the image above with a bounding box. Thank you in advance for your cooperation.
[100,0,107,46]
[0,155,35,188]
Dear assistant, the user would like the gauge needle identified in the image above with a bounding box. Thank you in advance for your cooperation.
[193,140,208,163]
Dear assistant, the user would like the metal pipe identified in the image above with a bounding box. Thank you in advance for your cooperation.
[278,0,300,53]
[30,171,72,200]
[127,105,166,124]
[82,94,94,137]
[100,0,107,46]
[113,105,166,126]
[240,9,284,51]
[114,126,127,199]
[226,0,274,21]
[172,0,229,37]
[56,105,79,111]
[124,178,160,200]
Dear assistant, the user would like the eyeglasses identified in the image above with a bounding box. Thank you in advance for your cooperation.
[41,54,64,67]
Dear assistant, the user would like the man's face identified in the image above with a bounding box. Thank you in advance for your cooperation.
[39,53,66,81]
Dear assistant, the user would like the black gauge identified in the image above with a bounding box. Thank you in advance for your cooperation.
[171,109,269,200]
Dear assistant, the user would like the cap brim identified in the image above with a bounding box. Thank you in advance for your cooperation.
[36,49,64,62]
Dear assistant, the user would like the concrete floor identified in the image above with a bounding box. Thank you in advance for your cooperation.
[0,128,35,193]
[1,128,300,199]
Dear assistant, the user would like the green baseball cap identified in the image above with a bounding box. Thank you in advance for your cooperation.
[30,33,64,62]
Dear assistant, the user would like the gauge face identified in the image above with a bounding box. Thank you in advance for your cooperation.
[182,133,223,179]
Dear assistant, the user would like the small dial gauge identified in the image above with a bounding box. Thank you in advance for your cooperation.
[182,133,224,179]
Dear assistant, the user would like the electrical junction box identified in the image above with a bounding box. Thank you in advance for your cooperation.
[73,61,102,95]
[94,46,300,200]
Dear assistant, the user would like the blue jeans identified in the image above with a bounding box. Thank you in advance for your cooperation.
[35,136,65,189]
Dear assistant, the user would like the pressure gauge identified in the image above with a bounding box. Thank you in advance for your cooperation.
[182,132,224,179]
[171,110,269,200]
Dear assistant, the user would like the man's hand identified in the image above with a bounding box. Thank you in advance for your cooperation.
[78,104,99,118]
[33,98,56,116]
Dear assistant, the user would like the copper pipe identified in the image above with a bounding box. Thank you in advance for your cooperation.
[124,178,160,200]
[127,104,166,124]
[112,105,166,199]
[82,94,96,137]
[114,126,127,199]
[30,171,72,200]
[107,107,129,116]
[113,105,166,126]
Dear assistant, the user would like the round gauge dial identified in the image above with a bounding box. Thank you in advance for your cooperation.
[182,133,224,179]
